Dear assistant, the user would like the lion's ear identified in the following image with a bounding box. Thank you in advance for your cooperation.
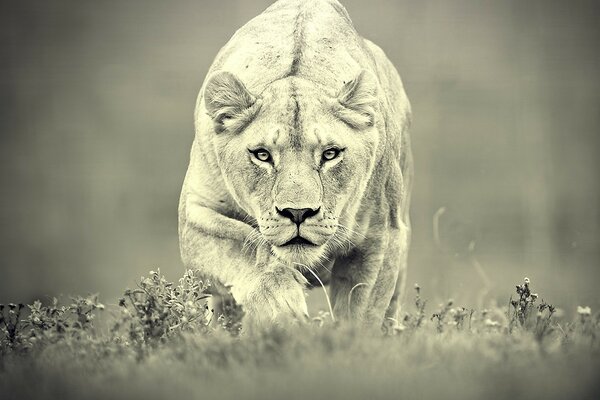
[334,70,378,129]
[204,71,261,133]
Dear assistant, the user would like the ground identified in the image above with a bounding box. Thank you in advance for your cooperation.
[0,271,598,400]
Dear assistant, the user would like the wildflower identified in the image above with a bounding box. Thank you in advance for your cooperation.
[524,277,530,285]
[484,318,500,327]
[577,306,591,316]
[531,293,538,300]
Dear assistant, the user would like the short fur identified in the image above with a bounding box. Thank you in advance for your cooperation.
[179,0,412,329]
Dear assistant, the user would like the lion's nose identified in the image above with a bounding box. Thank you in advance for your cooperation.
[276,207,320,225]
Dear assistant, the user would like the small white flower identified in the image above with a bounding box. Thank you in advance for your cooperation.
[524,277,530,284]
[577,306,591,316]
[484,318,500,327]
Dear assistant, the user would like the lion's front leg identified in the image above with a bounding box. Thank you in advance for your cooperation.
[330,226,408,328]
[180,202,309,328]
[230,246,310,330]
[235,269,309,330]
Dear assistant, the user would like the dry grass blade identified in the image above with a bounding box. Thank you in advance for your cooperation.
[294,262,335,323]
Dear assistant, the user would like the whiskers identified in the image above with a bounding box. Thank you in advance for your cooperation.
[326,234,352,255]
[294,252,332,274]
[324,222,361,255]
[336,222,366,241]
[241,228,267,255]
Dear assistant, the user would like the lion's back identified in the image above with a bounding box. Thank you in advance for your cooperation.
[205,0,382,94]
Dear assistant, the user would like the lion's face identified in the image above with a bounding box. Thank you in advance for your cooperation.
[204,72,379,266]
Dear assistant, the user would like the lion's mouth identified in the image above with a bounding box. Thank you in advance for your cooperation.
[281,236,316,246]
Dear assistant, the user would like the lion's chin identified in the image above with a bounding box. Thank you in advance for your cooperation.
[271,243,326,267]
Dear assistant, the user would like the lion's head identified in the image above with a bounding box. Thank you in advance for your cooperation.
[203,70,380,266]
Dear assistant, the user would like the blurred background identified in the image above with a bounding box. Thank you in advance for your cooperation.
[1,0,598,313]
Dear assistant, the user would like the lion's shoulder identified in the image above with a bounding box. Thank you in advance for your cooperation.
[362,39,411,128]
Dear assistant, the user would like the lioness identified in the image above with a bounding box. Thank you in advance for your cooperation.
[179,0,412,329]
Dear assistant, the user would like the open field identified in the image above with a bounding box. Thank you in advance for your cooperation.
[1,2,599,399]
[1,271,598,400]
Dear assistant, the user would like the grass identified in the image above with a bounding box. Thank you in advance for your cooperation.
[1,272,598,400]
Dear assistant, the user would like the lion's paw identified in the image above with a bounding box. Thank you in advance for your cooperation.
[236,266,309,330]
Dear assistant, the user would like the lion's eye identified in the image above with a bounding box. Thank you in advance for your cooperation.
[250,148,272,162]
[322,148,341,161]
